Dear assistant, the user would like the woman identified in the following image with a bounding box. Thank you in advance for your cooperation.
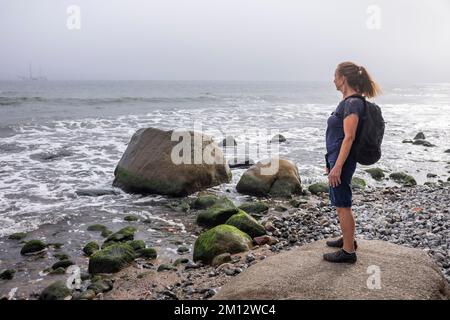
[323,61,381,263]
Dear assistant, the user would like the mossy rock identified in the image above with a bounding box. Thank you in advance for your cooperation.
[103,226,137,246]
[0,269,15,280]
[157,264,177,272]
[225,210,266,238]
[177,246,190,254]
[83,242,100,256]
[101,229,113,238]
[365,168,385,181]
[389,172,417,186]
[193,224,252,264]
[39,281,72,300]
[124,215,139,222]
[196,197,239,227]
[87,224,108,232]
[88,243,136,274]
[352,177,367,190]
[8,232,27,240]
[136,247,157,259]
[238,201,269,214]
[87,279,114,294]
[127,240,146,251]
[308,182,329,195]
[173,258,190,266]
[193,193,220,210]
[51,260,74,270]
[20,240,46,255]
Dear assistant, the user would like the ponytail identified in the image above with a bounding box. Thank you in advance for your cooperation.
[336,62,382,98]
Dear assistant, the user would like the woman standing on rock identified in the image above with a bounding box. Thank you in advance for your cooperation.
[323,61,381,263]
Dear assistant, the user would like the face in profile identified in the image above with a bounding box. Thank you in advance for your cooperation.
[334,70,345,91]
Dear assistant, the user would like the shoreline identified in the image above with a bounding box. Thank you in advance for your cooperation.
[102,182,450,300]
[1,179,449,300]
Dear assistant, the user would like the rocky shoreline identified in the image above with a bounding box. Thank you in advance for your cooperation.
[1,127,449,300]
[1,179,449,300]
[102,182,449,300]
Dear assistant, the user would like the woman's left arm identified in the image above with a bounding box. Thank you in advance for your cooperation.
[328,114,359,187]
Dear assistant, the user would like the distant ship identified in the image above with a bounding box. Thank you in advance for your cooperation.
[18,63,48,81]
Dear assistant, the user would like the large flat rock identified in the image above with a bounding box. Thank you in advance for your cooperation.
[213,239,449,300]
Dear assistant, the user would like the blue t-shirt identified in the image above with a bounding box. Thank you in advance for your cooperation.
[325,97,365,163]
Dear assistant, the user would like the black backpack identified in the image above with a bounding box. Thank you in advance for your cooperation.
[345,94,386,165]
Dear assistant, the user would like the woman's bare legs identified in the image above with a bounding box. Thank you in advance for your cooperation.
[336,207,355,252]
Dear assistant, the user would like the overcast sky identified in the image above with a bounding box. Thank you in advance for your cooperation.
[1,0,449,82]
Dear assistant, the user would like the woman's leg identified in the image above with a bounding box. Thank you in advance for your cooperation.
[337,207,355,252]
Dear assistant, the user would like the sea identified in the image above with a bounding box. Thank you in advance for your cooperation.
[1,80,449,296]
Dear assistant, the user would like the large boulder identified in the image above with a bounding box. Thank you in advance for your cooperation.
[193,225,253,264]
[213,239,450,300]
[236,157,302,197]
[113,128,231,196]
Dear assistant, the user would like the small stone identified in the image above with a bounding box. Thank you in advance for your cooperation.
[124,215,139,222]
[51,260,75,270]
[0,269,16,280]
[203,288,216,299]
[8,232,27,240]
[211,253,232,267]
[177,246,190,254]
[173,258,190,266]
[21,240,46,255]
[245,253,256,263]
[157,264,177,272]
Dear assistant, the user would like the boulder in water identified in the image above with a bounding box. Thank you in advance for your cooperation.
[113,128,231,196]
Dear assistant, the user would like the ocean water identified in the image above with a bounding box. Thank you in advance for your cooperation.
[0,80,449,296]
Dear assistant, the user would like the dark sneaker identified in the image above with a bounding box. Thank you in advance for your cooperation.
[326,237,358,250]
[323,249,357,263]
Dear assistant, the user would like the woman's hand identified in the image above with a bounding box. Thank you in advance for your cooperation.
[328,164,342,188]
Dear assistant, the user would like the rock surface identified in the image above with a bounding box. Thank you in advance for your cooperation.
[213,239,450,300]
[113,127,231,196]
[236,157,302,197]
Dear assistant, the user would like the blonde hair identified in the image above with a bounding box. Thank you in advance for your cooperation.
[336,61,382,98]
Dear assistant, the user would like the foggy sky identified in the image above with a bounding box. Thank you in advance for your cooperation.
[1,0,449,82]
